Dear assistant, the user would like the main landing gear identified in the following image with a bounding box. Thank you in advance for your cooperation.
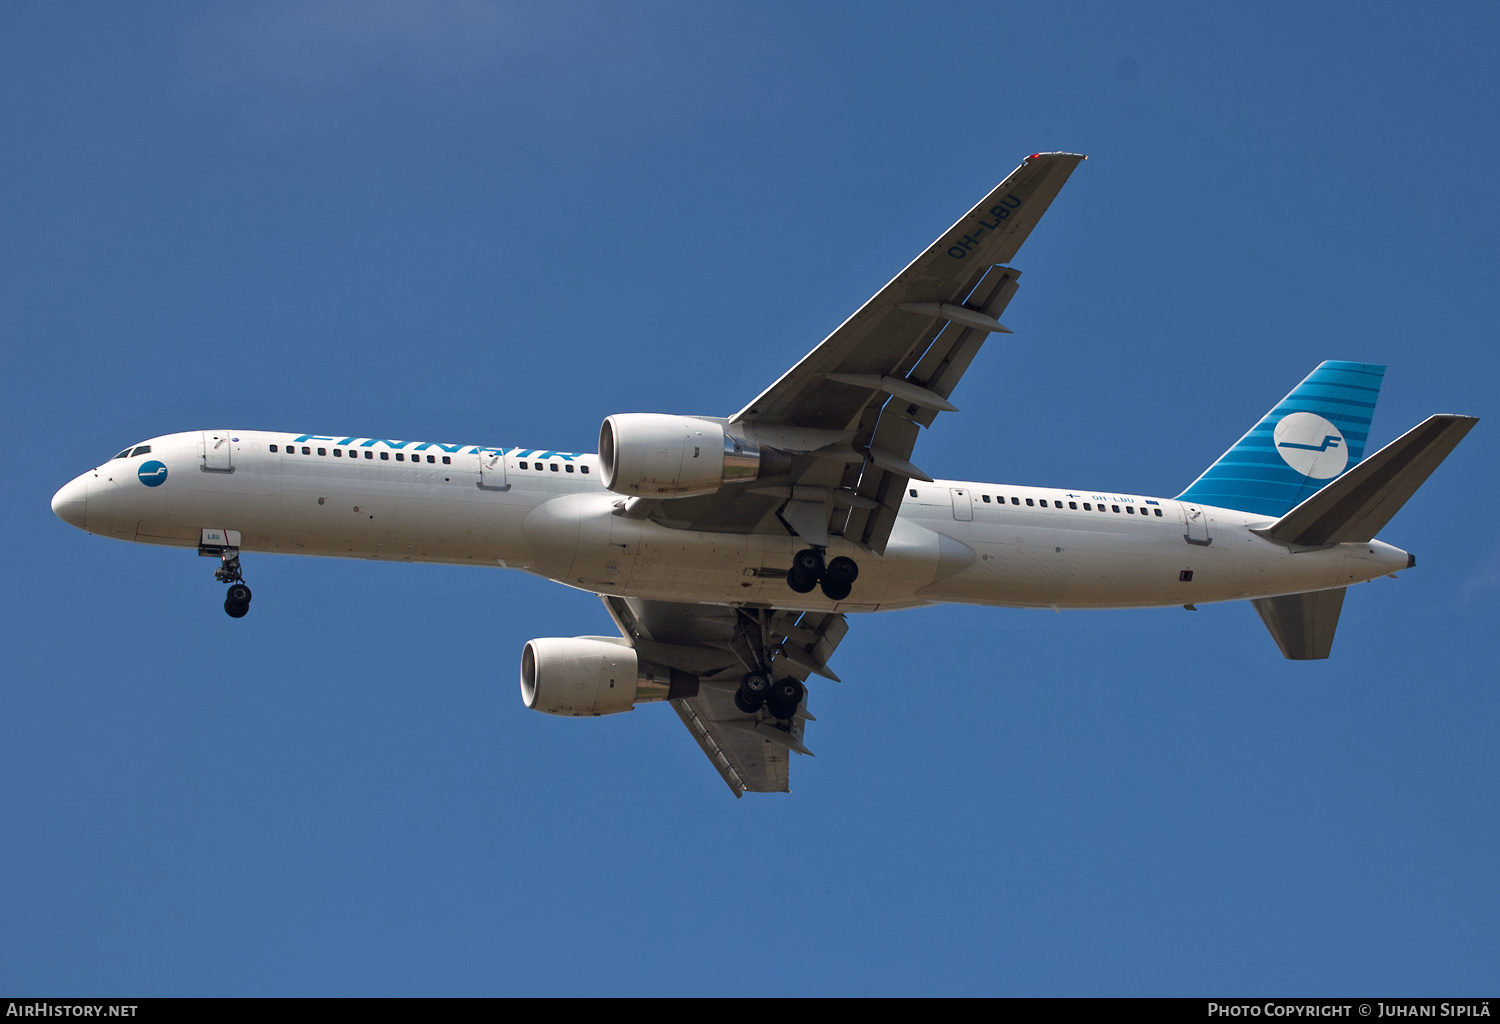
[215,550,253,618]
[735,671,806,720]
[786,547,859,601]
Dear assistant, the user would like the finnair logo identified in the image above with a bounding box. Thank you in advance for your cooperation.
[138,460,168,487]
[1273,412,1348,479]
[1279,434,1342,453]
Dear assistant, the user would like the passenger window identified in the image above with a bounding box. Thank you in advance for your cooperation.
[1127,505,1135,514]
[427,455,436,463]
[365,451,373,460]
[1112,505,1120,513]
[396,453,404,461]
[1025,498,1034,507]
[981,495,990,503]
[580,465,589,474]
[269,444,278,453]
[317,448,326,456]
[565,464,575,473]
[536,463,544,471]
[1154,508,1163,517]
[520,461,528,470]
[131,445,151,457]
[442,456,451,465]
[1069,501,1077,510]
[1083,502,1091,511]
[380,452,389,461]
[909,489,918,497]
[1039,499,1048,507]
[550,463,559,472]
[333,449,341,457]
[299,446,308,455]
[1011,496,1019,505]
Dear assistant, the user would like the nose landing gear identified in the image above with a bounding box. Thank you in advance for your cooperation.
[786,548,859,601]
[209,546,253,618]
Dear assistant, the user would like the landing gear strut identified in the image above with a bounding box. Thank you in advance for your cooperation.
[786,547,859,601]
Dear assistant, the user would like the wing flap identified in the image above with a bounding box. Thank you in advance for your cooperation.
[620,154,1083,554]
[734,154,1083,430]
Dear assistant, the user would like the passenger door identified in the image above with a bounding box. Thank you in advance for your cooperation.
[1179,502,1211,545]
[202,432,233,473]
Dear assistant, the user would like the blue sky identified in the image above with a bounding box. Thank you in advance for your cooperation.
[3,2,1497,995]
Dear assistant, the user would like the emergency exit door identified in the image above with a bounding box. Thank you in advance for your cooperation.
[950,487,973,521]
[478,451,509,491]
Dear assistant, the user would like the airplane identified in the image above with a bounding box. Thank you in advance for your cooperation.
[49,152,1478,797]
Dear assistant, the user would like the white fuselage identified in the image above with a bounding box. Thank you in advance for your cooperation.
[51,430,1411,611]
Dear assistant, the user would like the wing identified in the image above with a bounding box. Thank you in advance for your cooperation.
[632,152,1086,554]
[602,595,849,797]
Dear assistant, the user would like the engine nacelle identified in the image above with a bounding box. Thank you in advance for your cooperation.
[520,637,670,717]
[598,414,762,497]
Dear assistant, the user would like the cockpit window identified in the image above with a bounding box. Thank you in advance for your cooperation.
[131,445,151,457]
[113,449,131,460]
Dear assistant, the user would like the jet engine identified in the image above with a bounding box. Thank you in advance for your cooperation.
[519,636,671,717]
[598,414,764,497]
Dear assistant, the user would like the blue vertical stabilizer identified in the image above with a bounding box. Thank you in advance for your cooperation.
[1177,361,1385,517]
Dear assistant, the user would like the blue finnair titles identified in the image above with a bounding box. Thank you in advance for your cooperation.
[1177,360,1386,517]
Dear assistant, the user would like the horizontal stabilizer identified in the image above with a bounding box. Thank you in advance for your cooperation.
[1252,587,1347,660]
[1253,414,1478,546]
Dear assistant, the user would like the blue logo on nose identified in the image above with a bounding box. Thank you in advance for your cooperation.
[138,460,168,487]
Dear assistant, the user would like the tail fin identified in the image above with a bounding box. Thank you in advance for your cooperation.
[1177,360,1385,517]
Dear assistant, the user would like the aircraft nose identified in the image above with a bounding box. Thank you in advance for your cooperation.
[51,474,87,529]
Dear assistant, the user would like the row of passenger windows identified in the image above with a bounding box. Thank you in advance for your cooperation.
[268,444,590,473]
[272,444,451,463]
[909,488,1166,517]
[518,461,588,473]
